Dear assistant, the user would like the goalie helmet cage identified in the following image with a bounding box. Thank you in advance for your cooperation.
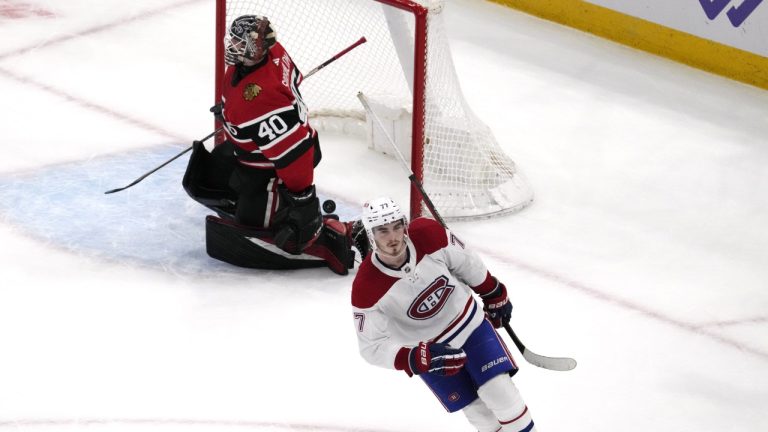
[215,0,533,220]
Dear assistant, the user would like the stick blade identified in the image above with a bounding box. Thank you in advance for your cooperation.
[522,349,577,371]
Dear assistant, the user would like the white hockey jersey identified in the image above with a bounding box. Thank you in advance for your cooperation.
[351,217,500,373]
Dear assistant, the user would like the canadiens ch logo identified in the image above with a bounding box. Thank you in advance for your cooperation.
[407,276,455,320]
[243,83,262,101]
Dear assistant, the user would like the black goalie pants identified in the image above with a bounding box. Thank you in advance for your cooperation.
[182,140,282,227]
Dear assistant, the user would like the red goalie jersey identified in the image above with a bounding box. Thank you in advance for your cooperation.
[220,42,318,192]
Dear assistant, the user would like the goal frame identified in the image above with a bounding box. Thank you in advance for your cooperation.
[214,0,533,221]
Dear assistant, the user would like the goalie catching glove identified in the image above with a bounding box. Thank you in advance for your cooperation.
[273,185,323,254]
[407,341,467,376]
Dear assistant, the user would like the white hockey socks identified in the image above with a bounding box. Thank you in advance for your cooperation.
[462,398,502,432]
[477,375,536,432]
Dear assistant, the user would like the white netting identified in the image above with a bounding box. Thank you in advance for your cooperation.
[219,0,533,220]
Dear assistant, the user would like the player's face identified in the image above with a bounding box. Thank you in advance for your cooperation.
[372,220,407,260]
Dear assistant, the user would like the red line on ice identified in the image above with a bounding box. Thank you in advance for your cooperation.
[0,418,399,432]
[477,247,768,362]
[0,0,207,141]
[0,0,205,61]
[0,66,184,142]
[0,1,55,19]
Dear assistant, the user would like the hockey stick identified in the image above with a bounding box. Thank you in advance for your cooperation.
[357,92,577,372]
[104,128,221,194]
[305,36,367,78]
[105,37,369,195]
[355,92,446,228]
[504,323,576,371]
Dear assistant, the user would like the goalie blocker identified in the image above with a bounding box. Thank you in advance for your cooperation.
[206,215,354,275]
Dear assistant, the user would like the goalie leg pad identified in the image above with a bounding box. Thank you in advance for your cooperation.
[205,216,353,275]
[205,215,326,270]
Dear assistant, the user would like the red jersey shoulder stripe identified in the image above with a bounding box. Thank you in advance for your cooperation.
[352,257,401,309]
[408,217,449,261]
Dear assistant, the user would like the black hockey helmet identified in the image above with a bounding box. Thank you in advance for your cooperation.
[224,15,277,66]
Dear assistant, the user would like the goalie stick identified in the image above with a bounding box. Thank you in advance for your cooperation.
[304,36,367,78]
[357,92,577,372]
[105,36,368,195]
[104,128,221,194]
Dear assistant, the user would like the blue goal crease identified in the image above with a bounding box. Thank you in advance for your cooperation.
[0,145,360,275]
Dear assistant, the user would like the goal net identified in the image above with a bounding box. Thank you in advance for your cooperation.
[215,0,533,220]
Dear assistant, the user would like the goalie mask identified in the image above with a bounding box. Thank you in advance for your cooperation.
[224,15,276,66]
[361,197,408,252]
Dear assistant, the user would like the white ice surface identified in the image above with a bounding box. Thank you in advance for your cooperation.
[1,1,767,431]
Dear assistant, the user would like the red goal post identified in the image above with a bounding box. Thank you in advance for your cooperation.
[215,0,533,220]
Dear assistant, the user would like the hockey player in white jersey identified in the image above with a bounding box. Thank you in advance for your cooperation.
[351,197,537,432]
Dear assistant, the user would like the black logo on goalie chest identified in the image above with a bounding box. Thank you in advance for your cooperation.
[407,276,454,320]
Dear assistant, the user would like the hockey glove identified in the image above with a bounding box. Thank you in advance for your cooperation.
[481,280,512,328]
[273,185,323,254]
[209,103,224,122]
[408,341,467,376]
[347,219,370,260]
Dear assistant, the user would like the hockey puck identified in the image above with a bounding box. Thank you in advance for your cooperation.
[322,199,336,214]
